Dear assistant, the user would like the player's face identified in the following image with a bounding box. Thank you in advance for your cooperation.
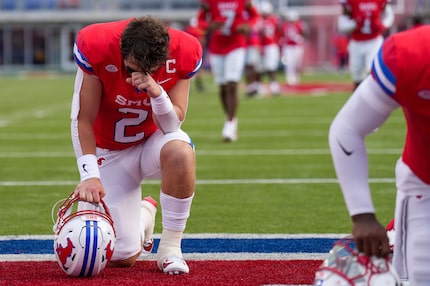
[123,59,141,75]
[123,58,158,75]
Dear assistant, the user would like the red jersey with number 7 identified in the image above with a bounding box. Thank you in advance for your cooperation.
[198,0,259,54]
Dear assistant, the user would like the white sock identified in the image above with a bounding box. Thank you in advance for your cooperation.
[160,192,194,231]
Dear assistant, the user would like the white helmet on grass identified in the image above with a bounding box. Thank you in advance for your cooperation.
[53,192,116,277]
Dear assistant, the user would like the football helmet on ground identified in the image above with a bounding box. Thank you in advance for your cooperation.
[313,236,401,286]
[52,192,116,277]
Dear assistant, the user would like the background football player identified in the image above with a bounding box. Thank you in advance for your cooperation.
[338,0,394,90]
[329,25,430,285]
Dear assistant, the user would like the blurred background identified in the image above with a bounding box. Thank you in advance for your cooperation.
[0,0,427,74]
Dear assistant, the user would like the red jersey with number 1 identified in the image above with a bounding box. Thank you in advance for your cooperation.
[340,0,388,41]
[74,19,202,150]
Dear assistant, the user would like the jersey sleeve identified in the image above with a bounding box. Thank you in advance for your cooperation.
[73,30,96,75]
[177,31,203,79]
[371,36,397,97]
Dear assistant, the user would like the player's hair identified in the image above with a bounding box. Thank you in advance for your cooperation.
[120,16,170,74]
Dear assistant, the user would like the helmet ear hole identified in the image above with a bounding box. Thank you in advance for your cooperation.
[53,193,116,277]
[313,236,402,286]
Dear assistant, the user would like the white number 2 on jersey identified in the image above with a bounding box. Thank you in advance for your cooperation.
[114,108,149,143]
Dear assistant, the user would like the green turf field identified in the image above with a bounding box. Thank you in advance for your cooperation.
[0,71,405,235]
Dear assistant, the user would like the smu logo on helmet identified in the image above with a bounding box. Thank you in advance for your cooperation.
[55,237,75,269]
[105,240,114,262]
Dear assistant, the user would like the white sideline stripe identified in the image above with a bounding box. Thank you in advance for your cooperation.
[0,233,347,240]
[0,234,343,262]
[0,178,395,186]
[183,253,326,261]
[0,148,402,157]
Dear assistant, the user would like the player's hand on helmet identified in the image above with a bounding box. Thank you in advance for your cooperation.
[126,71,161,98]
[351,213,391,258]
[74,178,105,204]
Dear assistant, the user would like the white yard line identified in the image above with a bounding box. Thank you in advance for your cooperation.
[0,178,395,186]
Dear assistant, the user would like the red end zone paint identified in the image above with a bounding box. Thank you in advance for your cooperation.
[0,260,322,285]
[280,82,353,95]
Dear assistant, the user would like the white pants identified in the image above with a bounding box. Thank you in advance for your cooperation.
[262,43,280,72]
[246,46,262,72]
[209,48,246,84]
[282,44,304,85]
[88,129,193,261]
[393,159,430,286]
[348,36,383,83]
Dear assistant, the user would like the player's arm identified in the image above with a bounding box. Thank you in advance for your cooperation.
[71,70,105,203]
[196,2,211,31]
[337,3,357,34]
[329,75,399,216]
[381,3,394,29]
[328,75,399,257]
[126,73,190,134]
[76,72,102,155]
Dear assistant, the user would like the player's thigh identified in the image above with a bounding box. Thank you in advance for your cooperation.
[140,129,194,180]
[263,44,280,71]
[246,46,261,66]
[364,36,383,71]
[97,148,143,261]
[224,48,246,82]
[284,46,296,67]
[209,53,226,84]
[348,40,365,80]
[394,159,430,283]
[405,195,430,285]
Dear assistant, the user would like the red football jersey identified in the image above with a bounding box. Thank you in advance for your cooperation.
[259,15,279,46]
[198,0,259,54]
[340,0,388,41]
[371,26,430,183]
[74,19,203,150]
[279,20,304,46]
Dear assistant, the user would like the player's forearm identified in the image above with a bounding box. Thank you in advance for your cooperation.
[151,86,182,133]
[329,117,375,216]
[381,5,394,29]
[338,14,357,34]
[71,118,100,181]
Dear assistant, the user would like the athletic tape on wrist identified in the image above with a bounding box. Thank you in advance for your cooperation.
[150,86,173,115]
[77,154,100,182]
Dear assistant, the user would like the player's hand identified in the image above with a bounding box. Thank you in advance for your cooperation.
[209,20,224,31]
[235,23,251,35]
[126,72,161,98]
[351,213,391,258]
[74,177,105,204]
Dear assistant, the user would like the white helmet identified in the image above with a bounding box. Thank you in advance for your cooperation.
[285,10,299,22]
[313,236,401,286]
[259,1,273,15]
[53,192,116,277]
